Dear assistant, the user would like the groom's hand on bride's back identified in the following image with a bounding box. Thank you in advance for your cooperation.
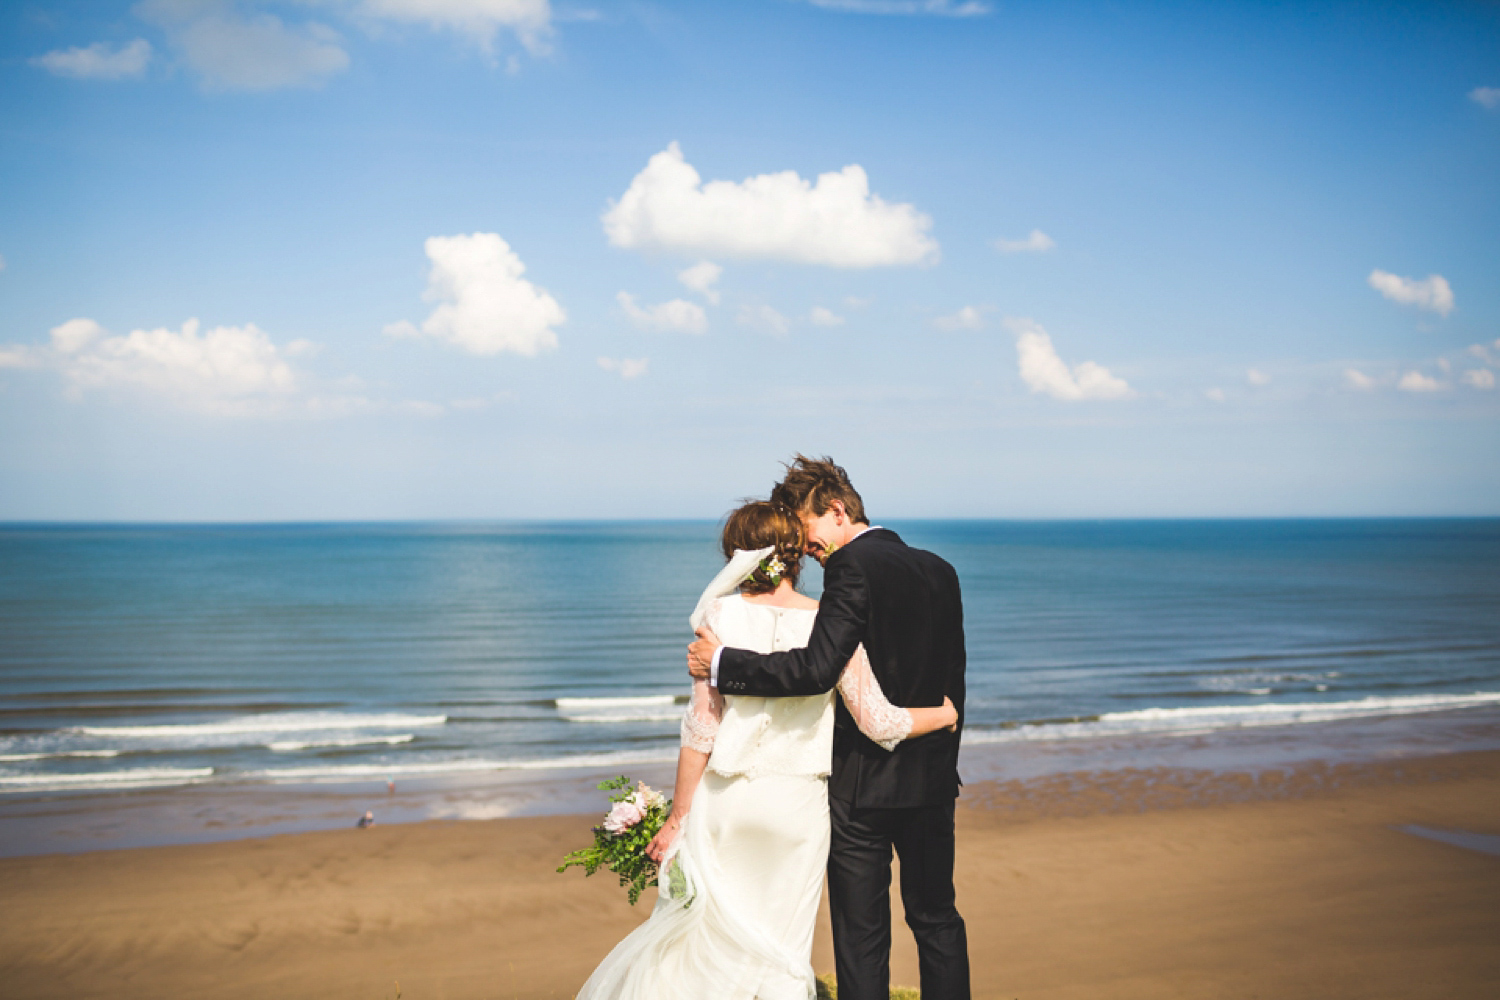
[687,627,721,680]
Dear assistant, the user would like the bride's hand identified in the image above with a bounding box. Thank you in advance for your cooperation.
[941,696,958,732]
[645,812,685,863]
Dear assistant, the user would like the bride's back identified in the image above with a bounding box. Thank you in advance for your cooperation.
[704,595,835,780]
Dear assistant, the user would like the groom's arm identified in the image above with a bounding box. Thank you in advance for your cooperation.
[715,553,869,698]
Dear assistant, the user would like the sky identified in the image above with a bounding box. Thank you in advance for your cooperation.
[1,0,1497,520]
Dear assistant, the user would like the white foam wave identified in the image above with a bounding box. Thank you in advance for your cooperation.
[0,750,121,762]
[269,734,416,752]
[966,691,1500,745]
[248,748,677,783]
[80,712,447,739]
[558,692,687,722]
[555,694,682,724]
[0,767,214,792]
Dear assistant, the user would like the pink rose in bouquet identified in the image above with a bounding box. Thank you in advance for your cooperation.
[603,798,645,834]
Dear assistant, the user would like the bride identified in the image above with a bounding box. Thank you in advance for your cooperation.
[576,501,957,1000]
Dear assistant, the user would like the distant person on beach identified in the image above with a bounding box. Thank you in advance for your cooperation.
[357,811,374,828]
[574,491,959,999]
[694,456,971,1000]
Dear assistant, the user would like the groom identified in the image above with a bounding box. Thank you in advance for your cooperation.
[689,455,970,1000]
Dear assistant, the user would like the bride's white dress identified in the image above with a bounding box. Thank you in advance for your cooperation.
[576,594,915,1000]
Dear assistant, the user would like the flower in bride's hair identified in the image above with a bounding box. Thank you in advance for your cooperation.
[603,798,645,834]
[762,556,786,582]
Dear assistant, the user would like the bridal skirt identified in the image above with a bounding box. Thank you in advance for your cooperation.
[576,770,829,1000]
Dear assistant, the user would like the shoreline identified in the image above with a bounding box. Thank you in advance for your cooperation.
[2,744,1497,998]
[4,702,1499,858]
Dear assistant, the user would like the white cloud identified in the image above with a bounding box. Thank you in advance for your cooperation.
[15,316,301,411]
[597,356,648,380]
[138,1,349,91]
[1470,86,1500,110]
[934,305,985,331]
[1246,368,1270,386]
[737,304,790,336]
[1461,369,1495,390]
[392,232,564,356]
[359,0,554,55]
[1344,368,1377,390]
[1468,344,1492,363]
[616,292,707,334]
[32,39,152,80]
[1204,387,1226,403]
[1397,370,1442,393]
[1007,318,1133,401]
[993,229,1055,254]
[1367,269,1454,317]
[810,306,845,327]
[805,0,990,15]
[0,347,38,369]
[844,296,869,309]
[677,261,722,304]
[603,142,938,268]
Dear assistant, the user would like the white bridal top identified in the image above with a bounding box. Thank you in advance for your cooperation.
[680,594,914,779]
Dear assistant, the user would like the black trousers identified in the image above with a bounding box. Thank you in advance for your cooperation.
[827,794,971,1000]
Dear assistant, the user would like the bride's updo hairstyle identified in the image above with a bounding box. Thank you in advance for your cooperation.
[721,501,805,595]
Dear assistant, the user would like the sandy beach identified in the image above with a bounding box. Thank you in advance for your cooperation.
[3,745,1497,999]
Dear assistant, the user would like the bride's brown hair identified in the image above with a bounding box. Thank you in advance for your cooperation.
[721,501,805,595]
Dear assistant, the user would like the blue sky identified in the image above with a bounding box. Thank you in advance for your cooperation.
[1,0,1497,519]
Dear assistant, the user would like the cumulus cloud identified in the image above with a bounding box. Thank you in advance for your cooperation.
[1204,387,1226,403]
[737,304,790,336]
[139,1,349,91]
[1247,368,1270,386]
[359,0,554,55]
[934,305,985,331]
[32,39,152,79]
[391,232,564,356]
[804,0,990,15]
[603,142,938,268]
[1368,269,1454,317]
[810,306,845,327]
[677,261,722,304]
[993,229,1055,254]
[1397,370,1442,393]
[617,292,707,334]
[1006,317,1133,401]
[1344,368,1377,390]
[0,316,304,412]
[597,356,648,380]
[1470,86,1500,110]
[1462,369,1495,390]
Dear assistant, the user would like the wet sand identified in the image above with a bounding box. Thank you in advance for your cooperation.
[2,749,1497,999]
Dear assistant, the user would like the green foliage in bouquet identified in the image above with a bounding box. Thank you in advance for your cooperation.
[556,775,672,905]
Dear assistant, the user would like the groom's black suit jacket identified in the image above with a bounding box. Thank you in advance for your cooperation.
[717,528,965,809]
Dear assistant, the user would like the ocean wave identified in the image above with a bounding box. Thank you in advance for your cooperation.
[79,711,447,739]
[0,749,121,762]
[268,734,416,752]
[965,691,1500,744]
[555,695,684,724]
[248,748,677,782]
[0,767,214,792]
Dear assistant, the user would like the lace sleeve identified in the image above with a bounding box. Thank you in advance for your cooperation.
[837,645,912,752]
[680,601,725,753]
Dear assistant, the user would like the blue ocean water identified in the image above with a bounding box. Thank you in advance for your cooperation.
[1,520,1498,798]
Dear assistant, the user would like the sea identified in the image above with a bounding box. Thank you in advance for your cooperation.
[2,519,1498,852]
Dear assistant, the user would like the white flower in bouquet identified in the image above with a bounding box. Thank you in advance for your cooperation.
[635,781,667,811]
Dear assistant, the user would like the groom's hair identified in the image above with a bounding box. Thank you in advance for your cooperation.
[772,454,867,525]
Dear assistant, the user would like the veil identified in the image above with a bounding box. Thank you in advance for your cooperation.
[688,545,774,631]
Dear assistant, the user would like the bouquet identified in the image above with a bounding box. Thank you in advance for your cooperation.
[557,775,672,905]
